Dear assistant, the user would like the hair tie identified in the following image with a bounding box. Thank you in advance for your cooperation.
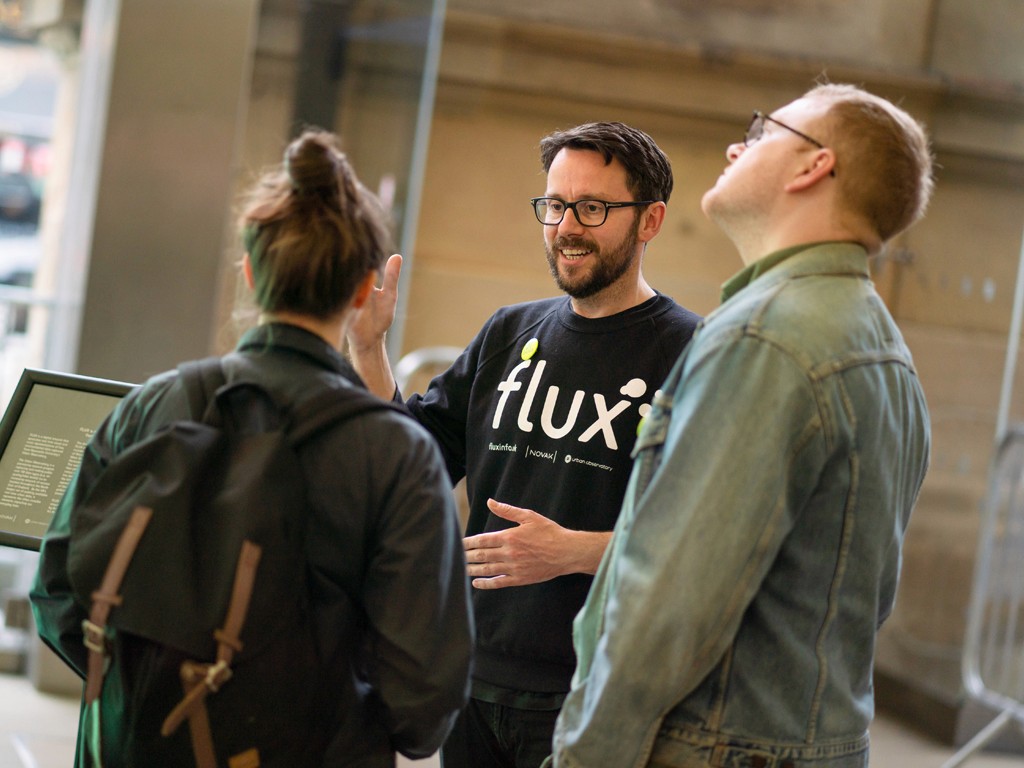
[243,222,264,260]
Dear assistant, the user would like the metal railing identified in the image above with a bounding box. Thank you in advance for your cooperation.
[942,427,1024,767]
[394,345,461,394]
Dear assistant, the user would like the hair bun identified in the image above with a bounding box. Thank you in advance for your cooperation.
[284,133,340,195]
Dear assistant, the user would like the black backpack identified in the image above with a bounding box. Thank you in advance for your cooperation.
[65,357,402,768]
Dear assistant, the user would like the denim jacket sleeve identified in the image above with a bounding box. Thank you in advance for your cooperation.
[553,330,828,768]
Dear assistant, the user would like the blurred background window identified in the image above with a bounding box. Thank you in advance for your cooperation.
[0,33,59,395]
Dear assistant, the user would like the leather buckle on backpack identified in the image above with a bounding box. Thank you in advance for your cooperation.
[82,619,107,654]
[203,659,233,693]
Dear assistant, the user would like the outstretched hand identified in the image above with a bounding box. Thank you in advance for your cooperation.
[463,499,612,589]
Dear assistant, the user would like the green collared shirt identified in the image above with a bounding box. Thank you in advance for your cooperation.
[720,240,857,304]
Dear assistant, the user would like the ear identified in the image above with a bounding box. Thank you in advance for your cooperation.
[785,149,837,192]
[637,201,667,244]
[241,252,255,290]
[351,270,378,309]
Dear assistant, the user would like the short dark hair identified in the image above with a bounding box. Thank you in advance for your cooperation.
[238,129,391,319]
[539,122,674,203]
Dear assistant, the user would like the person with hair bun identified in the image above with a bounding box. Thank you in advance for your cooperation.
[31,128,474,767]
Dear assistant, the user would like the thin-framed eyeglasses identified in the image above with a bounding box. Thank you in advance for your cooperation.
[530,197,656,227]
[745,111,826,149]
[744,111,836,177]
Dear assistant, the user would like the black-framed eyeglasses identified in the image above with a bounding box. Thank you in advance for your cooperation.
[530,197,656,227]
[744,111,835,177]
[745,111,826,149]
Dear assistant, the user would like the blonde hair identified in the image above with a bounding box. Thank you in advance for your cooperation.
[807,83,934,242]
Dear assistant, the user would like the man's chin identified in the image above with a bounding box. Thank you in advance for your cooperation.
[700,188,719,218]
[558,277,601,301]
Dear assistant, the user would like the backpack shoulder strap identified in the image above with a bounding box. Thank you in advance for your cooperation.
[82,506,154,705]
[289,386,408,448]
[177,357,227,421]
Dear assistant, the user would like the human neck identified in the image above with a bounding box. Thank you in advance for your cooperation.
[734,214,877,265]
[260,310,348,351]
[569,276,656,319]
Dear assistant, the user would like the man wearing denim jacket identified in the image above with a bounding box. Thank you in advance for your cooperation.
[547,83,935,768]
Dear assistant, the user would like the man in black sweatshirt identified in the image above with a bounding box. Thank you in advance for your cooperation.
[348,122,701,768]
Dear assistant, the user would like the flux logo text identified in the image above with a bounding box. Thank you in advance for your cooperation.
[491,358,653,451]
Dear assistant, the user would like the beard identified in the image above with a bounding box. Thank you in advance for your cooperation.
[544,225,640,300]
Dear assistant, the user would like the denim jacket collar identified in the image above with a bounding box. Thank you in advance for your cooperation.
[719,241,869,305]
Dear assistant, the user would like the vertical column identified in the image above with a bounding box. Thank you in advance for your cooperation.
[65,0,259,382]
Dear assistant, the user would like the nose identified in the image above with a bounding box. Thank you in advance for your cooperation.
[726,142,745,163]
[556,205,586,235]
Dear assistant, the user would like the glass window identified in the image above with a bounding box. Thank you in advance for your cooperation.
[0,34,60,406]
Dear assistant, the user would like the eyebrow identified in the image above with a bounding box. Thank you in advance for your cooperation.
[543,191,621,200]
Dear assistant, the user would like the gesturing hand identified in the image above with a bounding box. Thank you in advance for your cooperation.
[463,499,612,589]
[347,253,402,399]
[348,253,402,353]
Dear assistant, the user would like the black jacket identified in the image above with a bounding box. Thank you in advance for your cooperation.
[31,323,474,767]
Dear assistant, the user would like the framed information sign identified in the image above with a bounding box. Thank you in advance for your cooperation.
[0,369,134,551]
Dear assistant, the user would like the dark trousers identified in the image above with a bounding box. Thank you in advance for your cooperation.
[441,698,558,768]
